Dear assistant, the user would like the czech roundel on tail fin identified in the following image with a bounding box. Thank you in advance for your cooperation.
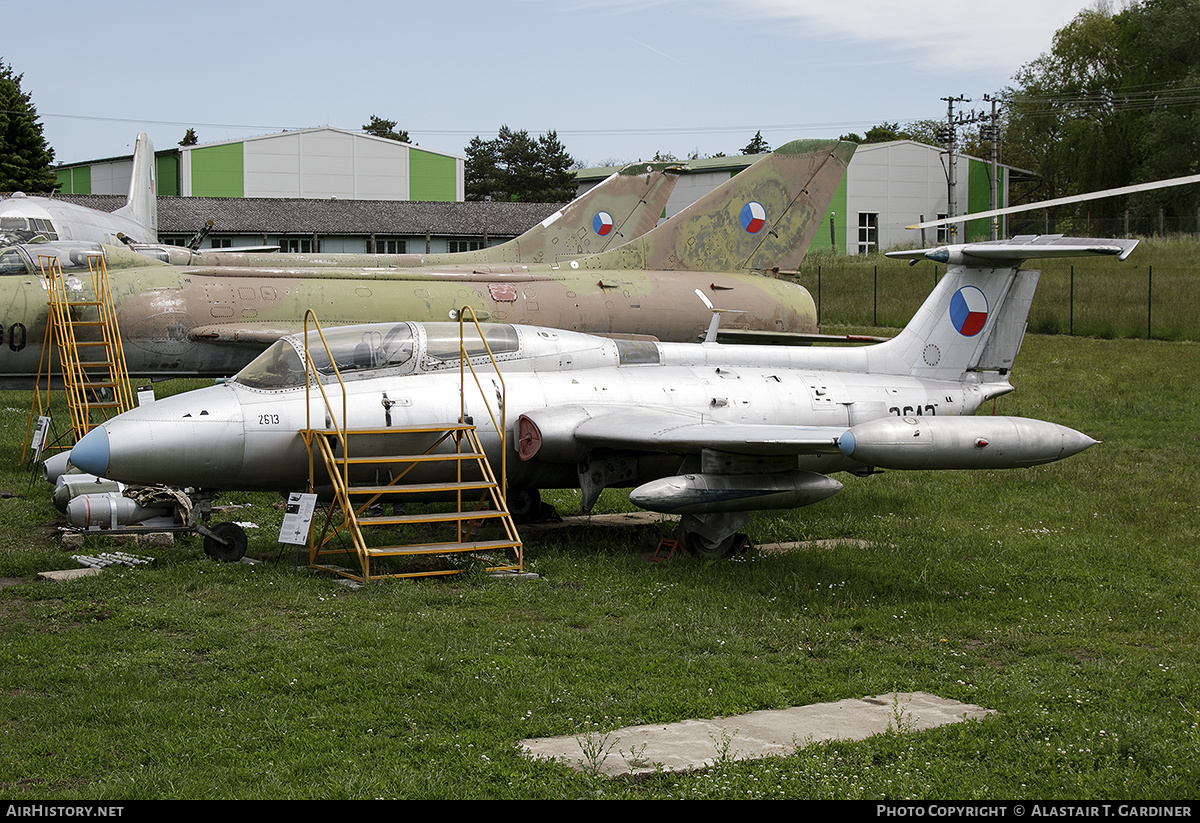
[881,235,1140,381]
[582,139,856,275]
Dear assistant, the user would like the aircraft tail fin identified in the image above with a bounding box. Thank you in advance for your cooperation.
[579,139,855,274]
[880,236,1139,382]
[507,161,681,264]
[112,133,156,238]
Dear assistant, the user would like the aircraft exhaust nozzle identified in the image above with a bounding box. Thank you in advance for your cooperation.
[837,415,1098,471]
[630,470,843,515]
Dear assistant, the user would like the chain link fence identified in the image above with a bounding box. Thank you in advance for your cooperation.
[795,253,1198,341]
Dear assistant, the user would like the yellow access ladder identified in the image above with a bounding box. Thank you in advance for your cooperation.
[300,310,522,582]
[27,252,134,454]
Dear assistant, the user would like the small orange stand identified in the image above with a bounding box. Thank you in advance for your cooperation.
[651,538,681,562]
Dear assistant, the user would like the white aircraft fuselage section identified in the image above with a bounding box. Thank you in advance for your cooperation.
[74,320,982,493]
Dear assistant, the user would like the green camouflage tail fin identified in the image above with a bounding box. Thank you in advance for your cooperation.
[575,139,855,274]
[492,161,681,264]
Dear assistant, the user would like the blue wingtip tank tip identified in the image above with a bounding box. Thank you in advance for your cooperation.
[838,430,856,457]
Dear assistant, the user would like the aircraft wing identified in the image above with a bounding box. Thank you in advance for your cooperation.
[519,405,844,460]
[887,235,1140,265]
[715,329,890,346]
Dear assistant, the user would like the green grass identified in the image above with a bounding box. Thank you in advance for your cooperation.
[1,335,1199,798]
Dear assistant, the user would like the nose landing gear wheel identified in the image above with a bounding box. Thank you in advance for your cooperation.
[203,521,248,562]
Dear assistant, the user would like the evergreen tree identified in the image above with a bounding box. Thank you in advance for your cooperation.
[464,126,576,202]
[533,131,577,202]
[464,135,501,201]
[0,60,57,192]
[362,115,411,144]
[179,128,199,146]
[740,130,771,155]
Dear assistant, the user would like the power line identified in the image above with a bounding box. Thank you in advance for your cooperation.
[13,109,904,141]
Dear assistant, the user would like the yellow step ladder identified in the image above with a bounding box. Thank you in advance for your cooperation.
[27,251,134,456]
[300,310,522,582]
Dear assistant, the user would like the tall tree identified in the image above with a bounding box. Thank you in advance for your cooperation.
[179,128,199,146]
[1003,0,1200,230]
[533,131,577,202]
[464,127,576,202]
[0,60,57,192]
[362,115,412,144]
[740,130,771,155]
[464,135,500,201]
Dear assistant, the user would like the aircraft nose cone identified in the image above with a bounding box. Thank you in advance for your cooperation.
[71,426,110,477]
[69,386,248,488]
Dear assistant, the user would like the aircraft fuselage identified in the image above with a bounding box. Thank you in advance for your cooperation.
[0,251,818,384]
[71,322,981,494]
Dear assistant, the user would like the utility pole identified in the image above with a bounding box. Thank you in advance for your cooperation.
[980,94,1002,240]
[939,95,1004,242]
[938,95,970,242]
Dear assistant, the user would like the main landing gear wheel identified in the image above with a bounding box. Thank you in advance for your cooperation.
[679,528,750,559]
[509,488,560,524]
[509,488,541,524]
[203,521,248,563]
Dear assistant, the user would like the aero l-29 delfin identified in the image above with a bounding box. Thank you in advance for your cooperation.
[70,234,1136,557]
[0,133,157,246]
[0,140,852,385]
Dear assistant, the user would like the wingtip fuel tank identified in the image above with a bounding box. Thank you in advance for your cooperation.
[837,415,1098,471]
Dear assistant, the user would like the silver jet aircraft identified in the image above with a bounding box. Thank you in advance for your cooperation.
[70,235,1136,557]
[0,133,156,245]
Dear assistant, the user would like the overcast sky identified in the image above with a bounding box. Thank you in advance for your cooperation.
[3,0,1091,168]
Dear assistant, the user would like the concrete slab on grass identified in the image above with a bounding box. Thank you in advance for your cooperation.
[38,567,103,582]
[520,692,993,776]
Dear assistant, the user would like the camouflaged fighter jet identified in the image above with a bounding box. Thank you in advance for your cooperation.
[70,235,1136,559]
[0,139,853,385]
[0,133,157,246]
